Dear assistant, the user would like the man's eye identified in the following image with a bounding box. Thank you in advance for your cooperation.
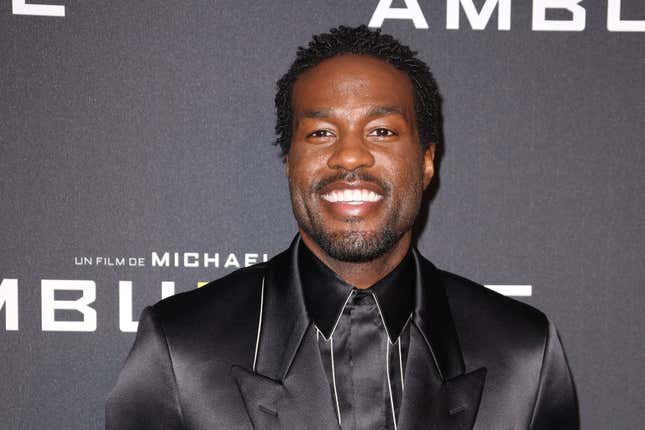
[368,128,396,138]
[307,130,334,138]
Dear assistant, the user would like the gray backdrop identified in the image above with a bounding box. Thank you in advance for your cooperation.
[1,1,644,428]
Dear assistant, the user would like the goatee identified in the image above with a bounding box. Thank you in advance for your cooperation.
[303,223,401,263]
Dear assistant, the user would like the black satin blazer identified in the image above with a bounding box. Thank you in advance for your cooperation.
[106,237,579,429]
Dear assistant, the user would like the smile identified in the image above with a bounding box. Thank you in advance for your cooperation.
[321,189,383,204]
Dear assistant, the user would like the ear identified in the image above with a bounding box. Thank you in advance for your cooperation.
[422,143,435,189]
[284,154,290,178]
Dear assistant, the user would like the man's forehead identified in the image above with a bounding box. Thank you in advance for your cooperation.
[292,55,415,118]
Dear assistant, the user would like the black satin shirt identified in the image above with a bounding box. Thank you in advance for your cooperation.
[299,243,415,429]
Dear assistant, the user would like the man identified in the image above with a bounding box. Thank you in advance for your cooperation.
[106,25,578,429]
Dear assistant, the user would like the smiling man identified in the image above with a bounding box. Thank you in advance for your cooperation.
[107,26,579,430]
[287,53,433,286]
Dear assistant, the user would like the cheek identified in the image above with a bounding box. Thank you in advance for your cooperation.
[288,151,327,189]
[286,149,307,183]
[379,153,425,191]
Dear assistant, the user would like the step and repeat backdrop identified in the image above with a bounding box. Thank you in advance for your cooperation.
[2,1,644,428]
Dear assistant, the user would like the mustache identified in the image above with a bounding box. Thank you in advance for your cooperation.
[313,170,390,194]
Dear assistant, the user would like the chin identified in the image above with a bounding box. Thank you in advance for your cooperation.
[314,229,400,263]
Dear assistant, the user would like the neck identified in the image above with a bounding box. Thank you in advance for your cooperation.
[299,230,412,289]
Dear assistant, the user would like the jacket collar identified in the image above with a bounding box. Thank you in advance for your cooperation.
[410,248,465,380]
[253,234,465,381]
[298,237,416,343]
[252,235,310,381]
[232,235,486,430]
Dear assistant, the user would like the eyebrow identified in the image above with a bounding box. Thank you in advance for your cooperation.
[367,105,406,118]
[301,105,407,119]
[302,109,332,119]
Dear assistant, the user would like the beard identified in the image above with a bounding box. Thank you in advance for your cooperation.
[302,215,402,262]
[289,168,424,263]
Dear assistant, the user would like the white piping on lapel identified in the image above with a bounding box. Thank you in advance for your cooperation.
[319,289,354,341]
[315,325,342,425]
[410,248,447,381]
[386,339,398,430]
[398,337,405,390]
[252,276,265,373]
[371,291,394,343]
[330,336,342,425]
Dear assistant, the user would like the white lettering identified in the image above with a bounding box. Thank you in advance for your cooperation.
[368,0,429,29]
[447,0,511,30]
[0,279,19,331]
[204,253,219,268]
[245,253,259,267]
[161,281,175,300]
[184,252,200,268]
[12,0,64,17]
[151,252,169,267]
[74,257,93,266]
[118,281,137,333]
[532,0,585,31]
[119,281,176,333]
[41,280,96,332]
[127,257,145,267]
[224,253,240,268]
[608,0,645,32]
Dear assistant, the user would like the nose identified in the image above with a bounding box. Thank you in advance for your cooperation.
[326,132,375,171]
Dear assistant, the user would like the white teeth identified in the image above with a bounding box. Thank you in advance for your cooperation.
[321,189,383,203]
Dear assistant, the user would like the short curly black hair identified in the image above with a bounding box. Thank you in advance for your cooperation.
[274,25,442,158]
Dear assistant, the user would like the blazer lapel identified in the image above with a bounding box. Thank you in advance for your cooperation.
[232,238,486,430]
[231,237,339,430]
[397,250,487,430]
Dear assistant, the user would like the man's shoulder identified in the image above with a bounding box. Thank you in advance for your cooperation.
[144,262,267,349]
[152,262,266,320]
[146,244,291,334]
[439,269,547,328]
[435,267,551,362]
[141,262,269,364]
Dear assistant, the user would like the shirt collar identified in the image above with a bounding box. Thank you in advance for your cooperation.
[298,241,415,343]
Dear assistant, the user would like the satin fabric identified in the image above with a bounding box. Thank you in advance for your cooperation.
[299,241,413,428]
[106,235,579,429]
[316,291,406,429]
[298,241,415,342]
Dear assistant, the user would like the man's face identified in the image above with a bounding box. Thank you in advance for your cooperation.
[286,54,435,262]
